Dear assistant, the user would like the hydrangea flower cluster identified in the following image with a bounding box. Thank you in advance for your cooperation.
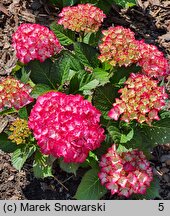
[8,118,31,145]
[12,23,62,64]
[0,77,33,111]
[98,145,153,197]
[28,91,105,163]
[58,3,106,33]
[137,40,169,78]
[98,26,140,67]
[108,73,168,124]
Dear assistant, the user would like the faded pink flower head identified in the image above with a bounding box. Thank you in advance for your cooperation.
[108,73,168,124]
[98,145,153,198]
[12,23,62,64]
[137,40,169,78]
[0,77,33,111]
[98,26,140,67]
[28,91,105,163]
[58,4,106,33]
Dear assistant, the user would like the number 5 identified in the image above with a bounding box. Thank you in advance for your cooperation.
[158,203,164,211]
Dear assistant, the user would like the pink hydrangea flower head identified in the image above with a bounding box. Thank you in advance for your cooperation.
[98,145,153,197]
[108,73,168,124]
[12,23,63,64]
[0,76,33,111]
[28,91,105,163]
[98,26,140,67]
[58,4,106,33]
[137,40,169,78]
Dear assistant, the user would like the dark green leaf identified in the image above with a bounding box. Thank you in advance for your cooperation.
[50,22,75,46]
[26,59,56,89]
[74,168,107,200]
[74,42,100,68]
[31,84,52,99]
[12,145,36,171]
[107,126,121,143]
[0,133,18,153]
[33,151,53,179]
[59,159,79,175]
[93,83,118,118]
[18,107,28,120]
[142,118,170,145]
[20,68,31,83]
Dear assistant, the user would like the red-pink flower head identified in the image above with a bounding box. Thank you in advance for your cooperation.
[98,26,140,67]
[108,73,168,124]
[28,92,105,163]
[137,40,169,78]
[58,4,106,33]
[98,145,153,197]
[0,77,33,111]
[12,23,62,64]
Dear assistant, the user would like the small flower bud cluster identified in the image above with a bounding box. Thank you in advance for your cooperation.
[8,118,31,145]
[28,91,105,163]
[12,23,62,64]
[98,26,140,67]
[0,77,33,111]
[108,73,168,124]
[58,3,106,33]
[98,145,153,198]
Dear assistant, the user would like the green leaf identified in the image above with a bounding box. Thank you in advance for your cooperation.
[132,177,160,200]
[59,159,79,175]
[18,107,28,120]
[120,129,134,144]
[20,68,31,83]
[74,168,107,200]
[93,83,118,118]
[12,145,36,171]
[112,0,136,8]
[93,68,111,86]
[31,84,52,99]
[74,42,100,68]
[0,133,18,153]
[142,118,170,145]
[33,151,53,179]
[117,144,132,153]
[79,79,99,91]
[26,59,56,89]
[50,22,75,46]
[107,126,121,143]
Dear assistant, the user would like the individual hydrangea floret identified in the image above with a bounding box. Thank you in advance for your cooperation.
[12,23,62,64]
[98,26,140,67]
[0,77,33,111]
[137,40,169,78]
[58,3,106,33]
[98,145,153,198]
[8,118,31,145]
[108,73,168,124]
[28,91,105,163]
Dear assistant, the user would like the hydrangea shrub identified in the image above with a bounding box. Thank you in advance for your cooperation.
[0,2,170,200]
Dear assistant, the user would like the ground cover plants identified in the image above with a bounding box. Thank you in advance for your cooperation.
[0,0,170,200]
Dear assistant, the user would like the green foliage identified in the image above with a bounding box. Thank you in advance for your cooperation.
[50,22,75,46]
[18,107,28,120]
[33,151,53,179]
[74,42,100,68]
[142,118,170,145]
[74,168,107,200]
[31,84,52,99]
[0,133,18,153]
[59,159,80,175]
[93,83,118,118]
[12,145,36,171]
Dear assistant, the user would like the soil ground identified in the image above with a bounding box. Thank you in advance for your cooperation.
[0,0,170,200]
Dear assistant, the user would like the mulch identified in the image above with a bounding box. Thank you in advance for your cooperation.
[0,0,170,200]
